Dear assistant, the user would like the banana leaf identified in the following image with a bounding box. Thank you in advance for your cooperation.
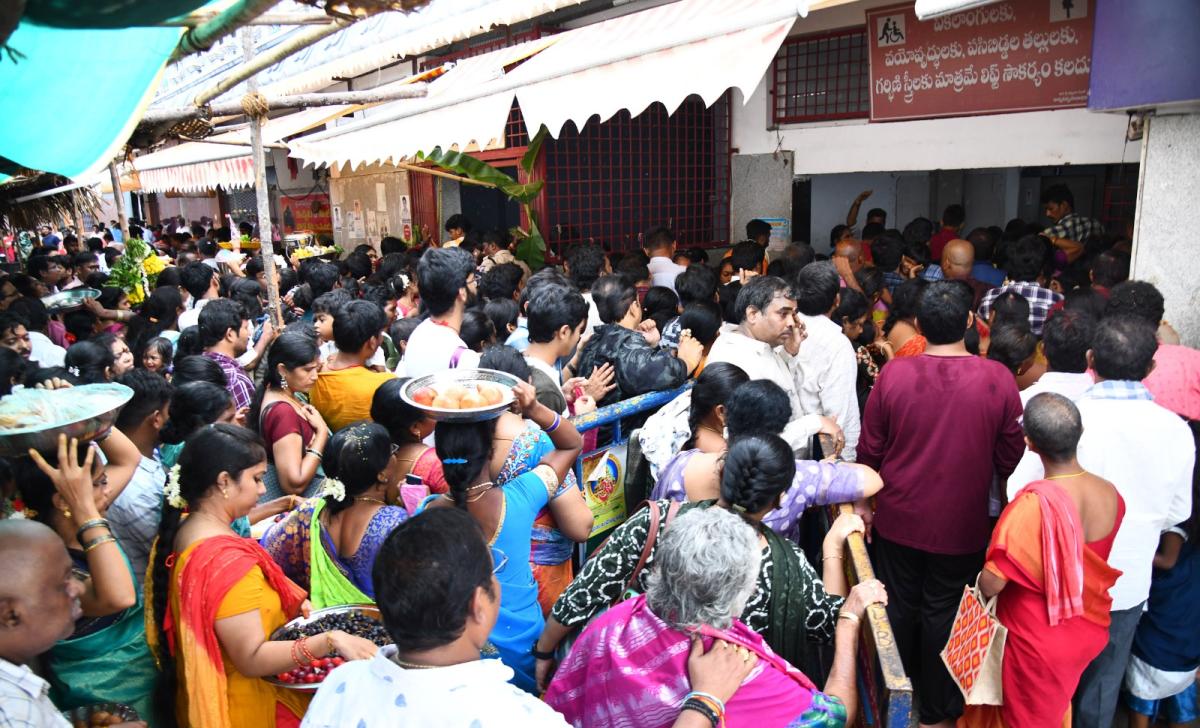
[515,218,546,271]
[415,147,542,203]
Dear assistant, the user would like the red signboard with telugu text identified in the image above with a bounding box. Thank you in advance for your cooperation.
[280,193,333,234]
[867,0,1094,122]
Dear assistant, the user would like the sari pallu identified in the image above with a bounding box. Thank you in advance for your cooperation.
[149,534,307,728]
[497,423,579,613]
[49,548,158,725]
[958,481,1124,728]
[306,498,373,609]
[544,594,845,728]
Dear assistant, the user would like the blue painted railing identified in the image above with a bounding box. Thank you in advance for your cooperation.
[567,385,913,727]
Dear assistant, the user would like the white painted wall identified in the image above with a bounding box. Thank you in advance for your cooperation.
[1131,113,1200,347]
[734,78,1132,175]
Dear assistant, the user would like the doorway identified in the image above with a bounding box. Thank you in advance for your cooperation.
[459,164,522,234]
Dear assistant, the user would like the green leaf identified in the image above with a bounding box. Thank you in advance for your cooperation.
[520,126,548,176]
[416,147,543,204]
[514,213,546,271]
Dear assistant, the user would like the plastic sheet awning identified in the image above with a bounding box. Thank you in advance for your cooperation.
[289,0,807,170]
[0,4,217,179]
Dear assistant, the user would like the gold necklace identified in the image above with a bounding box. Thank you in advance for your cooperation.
[1046,471,1086,480]
[465,484,495,503]
[698,424,725,438]
[354,496,388,506]
[392,655,437,670]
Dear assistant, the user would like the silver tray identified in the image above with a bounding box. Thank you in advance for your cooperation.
[41,288,99,313]
[265,604,383,692]
[62,702,139,726]
[0,383,133,456]
[400,368,520,422]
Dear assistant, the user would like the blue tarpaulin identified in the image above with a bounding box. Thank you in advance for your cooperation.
[0,20,184,178]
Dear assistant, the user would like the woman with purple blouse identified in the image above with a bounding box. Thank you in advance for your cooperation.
[651,379,883,540]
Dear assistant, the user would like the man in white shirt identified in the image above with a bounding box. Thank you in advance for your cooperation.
[706,275,842,458]
[644,226,686,292]
[6,300,64,368]
[1018,309,1096,407]
[1006,316,1193,728]
[401,247,481,379]
[0,519,86,728]
[793,262,861,460]
[302,508,571,728]
[176,262,219,332]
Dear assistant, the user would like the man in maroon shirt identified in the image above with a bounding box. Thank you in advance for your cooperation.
[928,203,966,262]
[858,280,1024,728]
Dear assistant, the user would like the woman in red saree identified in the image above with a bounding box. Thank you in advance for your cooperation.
[145,425,378,728]
[959,393,1123,728]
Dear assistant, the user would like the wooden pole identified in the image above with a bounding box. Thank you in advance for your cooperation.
[72,196,85,245]
[137,84,429,126]
[108,161,128,242]
[242,28,284,329]
[194,19,352,107]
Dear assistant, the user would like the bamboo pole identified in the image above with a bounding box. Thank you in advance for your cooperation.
[160,10,333,27]
[393,162,496,189]
[172,0,283,61]
[242,29,284,330]
[107,161,128,242]
[177,136,288,150]
[193,19,353,107]
[138,84,429,126]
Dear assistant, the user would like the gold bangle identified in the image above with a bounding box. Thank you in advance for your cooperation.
[82,535,118,553]
[823,553,843,561]
[837,611,861,626]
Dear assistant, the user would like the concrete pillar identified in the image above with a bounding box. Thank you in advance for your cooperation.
[1130,113,1200,347]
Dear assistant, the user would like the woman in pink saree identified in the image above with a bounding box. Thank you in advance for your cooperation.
[544,504,887,728]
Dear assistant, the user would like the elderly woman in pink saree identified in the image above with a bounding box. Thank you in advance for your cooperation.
[543,507,886,728]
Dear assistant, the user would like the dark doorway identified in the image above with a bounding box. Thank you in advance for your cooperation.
[460,165,522,234]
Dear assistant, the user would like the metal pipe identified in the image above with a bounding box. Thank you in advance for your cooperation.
[242,28,285,329]
[177,136,288,150]
[172,0,283,61]
[297,0,809,145]
[193,19,354,107]
[139,84,428,126]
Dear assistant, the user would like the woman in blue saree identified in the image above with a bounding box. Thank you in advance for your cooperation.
[422,379,582,692]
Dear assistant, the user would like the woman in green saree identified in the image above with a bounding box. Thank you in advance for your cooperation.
[260,422,409,607]
[21,434,158,724]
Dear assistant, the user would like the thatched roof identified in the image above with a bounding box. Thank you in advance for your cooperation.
[0,172,101,230]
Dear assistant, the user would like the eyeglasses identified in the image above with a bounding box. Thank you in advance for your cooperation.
[490,547,508,574]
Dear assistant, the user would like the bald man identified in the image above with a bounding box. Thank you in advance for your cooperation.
[923,238,990,306]
[0,519,86,727]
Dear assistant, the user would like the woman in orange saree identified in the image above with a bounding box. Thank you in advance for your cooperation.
[960,393,1123,728]
[145,425,378,728]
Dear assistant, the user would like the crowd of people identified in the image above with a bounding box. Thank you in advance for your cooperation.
[0,195,1195,728]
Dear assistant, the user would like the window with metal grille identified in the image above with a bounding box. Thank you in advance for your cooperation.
[772,27,869,124]
[543,94,731,256]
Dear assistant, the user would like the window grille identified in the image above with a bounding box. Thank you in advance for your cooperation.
[772,27,869,124]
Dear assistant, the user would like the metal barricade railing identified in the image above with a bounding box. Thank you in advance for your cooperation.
[566,385,912,726]
[835,504,913,727]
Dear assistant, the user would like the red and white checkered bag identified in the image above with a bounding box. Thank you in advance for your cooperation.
[940,579,1007,705]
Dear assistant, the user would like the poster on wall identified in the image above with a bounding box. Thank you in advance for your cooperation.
[279,193,333,234]
[350,200,365,239]
[366,210,378,241]
[378,212,391,238]
[332,206,342,231]
[375,183,387,212]
[400,194,415,230]
[867,0,1094,122]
